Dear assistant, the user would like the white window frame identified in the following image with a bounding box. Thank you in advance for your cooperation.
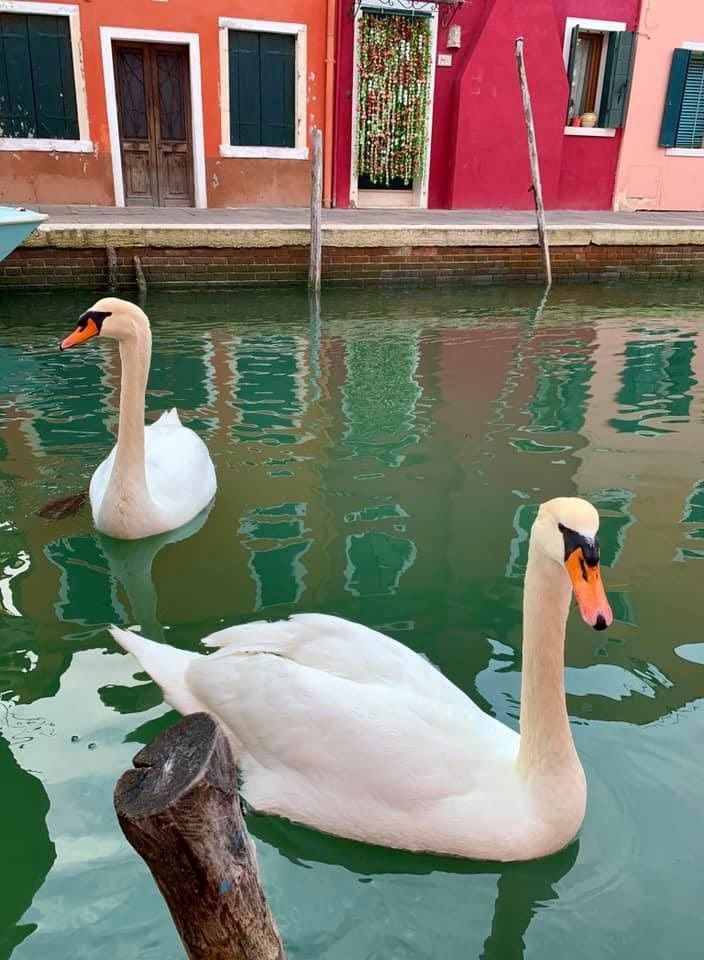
[100,27,207,208]
[218,17,308,160]
[562,16,626,138]
[0,1,92,152]
[666,41,704,157]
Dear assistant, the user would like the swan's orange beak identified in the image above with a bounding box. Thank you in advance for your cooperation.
[60,316,100,350]
[566,549,613,631]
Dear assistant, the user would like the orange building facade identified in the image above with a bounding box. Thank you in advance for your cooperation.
[0,0,332,207]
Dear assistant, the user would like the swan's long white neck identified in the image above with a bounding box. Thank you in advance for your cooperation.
[107,323,152,504]
[517,537,579,777]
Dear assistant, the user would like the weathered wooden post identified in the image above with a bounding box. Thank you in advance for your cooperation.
[309,127,323,294]
[515,37,552,287]
[114,712,286,960]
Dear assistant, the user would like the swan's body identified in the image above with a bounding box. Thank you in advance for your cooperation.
[61,298,216,540]
[111,497,612,861]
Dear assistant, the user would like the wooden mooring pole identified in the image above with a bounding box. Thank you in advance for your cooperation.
[515,38,552,287]
[114,712,286,960]
[309,127,323,294]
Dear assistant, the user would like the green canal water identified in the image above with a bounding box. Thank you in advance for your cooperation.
[0,284,702,959]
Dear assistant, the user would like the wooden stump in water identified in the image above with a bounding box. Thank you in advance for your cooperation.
[114,712,286,960]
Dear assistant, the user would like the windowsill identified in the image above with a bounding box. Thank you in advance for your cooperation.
[219,144,308,160]
[0,137,93,153]
[666,147,704,157]
[564,127,617,138]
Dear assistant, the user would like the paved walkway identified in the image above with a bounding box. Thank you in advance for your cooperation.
[32,204,704,230]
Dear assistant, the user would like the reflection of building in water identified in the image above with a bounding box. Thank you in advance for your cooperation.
[344,531,416,598]
[4,298,704,729]
[570,320,704,720]
[239,502,312,610]
[342,336,424,467]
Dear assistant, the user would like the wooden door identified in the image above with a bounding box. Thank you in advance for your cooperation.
[114,42,194,207]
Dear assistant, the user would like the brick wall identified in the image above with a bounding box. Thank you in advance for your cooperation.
[2,243,704,290]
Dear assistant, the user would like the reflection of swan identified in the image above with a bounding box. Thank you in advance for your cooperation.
[99,504,212,642]
[252,809,578,960]
[59,298,216,540]
[110,498,613,862]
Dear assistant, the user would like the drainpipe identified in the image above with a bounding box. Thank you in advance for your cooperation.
[323,0,337,207]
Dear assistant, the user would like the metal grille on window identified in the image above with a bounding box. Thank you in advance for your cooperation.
[157,51,186,141]
[117,50,148,140]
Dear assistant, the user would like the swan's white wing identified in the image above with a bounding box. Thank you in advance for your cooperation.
[185,650,518,847]
[144,414,216,520]
[89,409,216,528]
[202,613,478,711]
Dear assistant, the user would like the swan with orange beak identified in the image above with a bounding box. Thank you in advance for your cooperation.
[109,496,613,861]
[60,297,216,540]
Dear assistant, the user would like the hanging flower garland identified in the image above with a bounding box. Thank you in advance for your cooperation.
[356,13,432,186]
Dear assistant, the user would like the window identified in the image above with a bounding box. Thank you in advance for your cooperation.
[219,18,307,159]
[0,2,89,151]
[563,18,636,134]
[660,48,704,153]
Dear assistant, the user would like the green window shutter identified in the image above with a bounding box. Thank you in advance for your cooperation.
[0,13,77,140]
[675,51,704,148]
[229,30,262,146]
[0,14,37,137]
[259,33,295,148]
[599,30,636,129]
[27,15,78,139]
[659,48,691,147]
[565,23,580,122]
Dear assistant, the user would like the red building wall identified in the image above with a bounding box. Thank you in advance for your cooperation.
[0,0,327,207]
[334,0,640,210]
[554,0,639,209]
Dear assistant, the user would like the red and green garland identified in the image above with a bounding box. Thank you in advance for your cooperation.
[356,13,432,186]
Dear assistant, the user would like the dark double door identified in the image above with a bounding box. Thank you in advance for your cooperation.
[114,42,194,207]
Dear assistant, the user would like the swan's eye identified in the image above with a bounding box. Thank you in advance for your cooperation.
[78,309,112,332]
[558,523,599,566]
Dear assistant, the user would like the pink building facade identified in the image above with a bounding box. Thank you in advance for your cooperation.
[616,0,704,211]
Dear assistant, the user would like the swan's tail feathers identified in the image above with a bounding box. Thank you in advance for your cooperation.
[154,407,182,428]
[108,626,205,716]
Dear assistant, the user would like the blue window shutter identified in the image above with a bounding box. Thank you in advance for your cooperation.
[259,33,295,148]
[599,30,636,129]
[27,15,78,139]
[229,30,261,146]
[659,49,690,147]
[675,51,704,148]
[0,14,37,137]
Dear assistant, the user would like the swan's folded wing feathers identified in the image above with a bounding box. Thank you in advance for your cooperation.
[153,407,182,427]
[185,652,502,809]
[201,613,473,707]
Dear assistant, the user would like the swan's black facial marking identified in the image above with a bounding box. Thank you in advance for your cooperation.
[77,309,111,333]
[558,523,600,569]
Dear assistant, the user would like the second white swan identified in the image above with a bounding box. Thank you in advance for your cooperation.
[60,297,216,540]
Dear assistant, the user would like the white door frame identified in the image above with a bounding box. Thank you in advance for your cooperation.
[349,5,438,209]
[100,26,207,208]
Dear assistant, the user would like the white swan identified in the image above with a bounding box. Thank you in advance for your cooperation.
[60,297,216,540]
[110,497,612,861]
